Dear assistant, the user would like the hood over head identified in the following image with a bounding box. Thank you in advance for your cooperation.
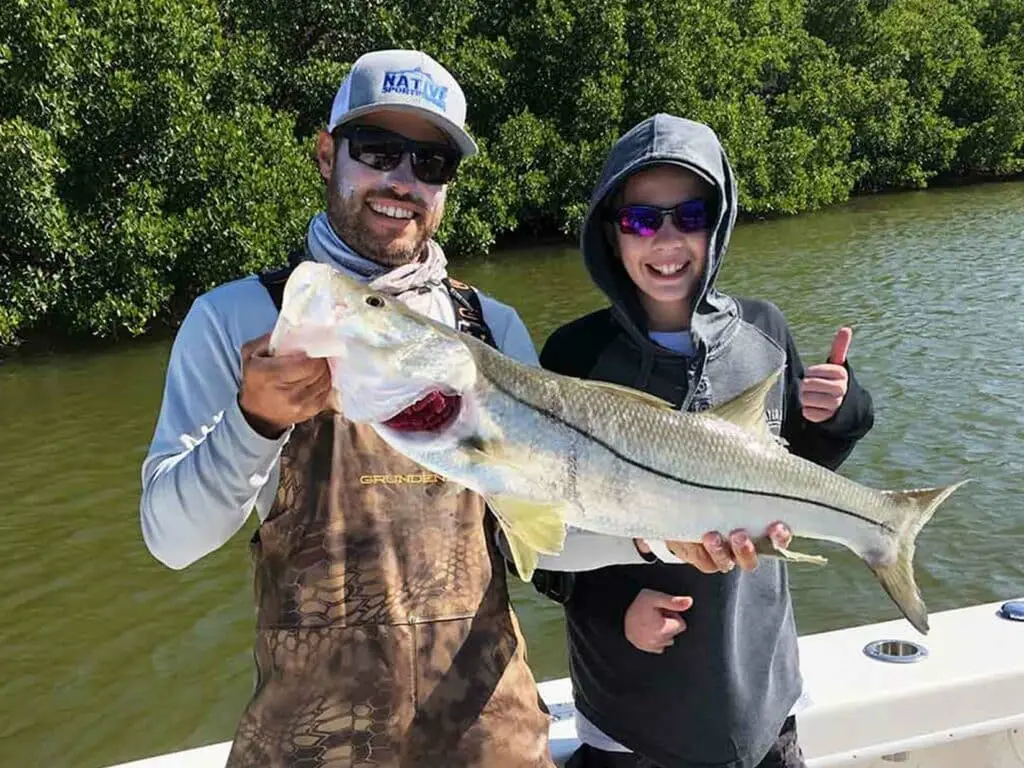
[580,113,740,352]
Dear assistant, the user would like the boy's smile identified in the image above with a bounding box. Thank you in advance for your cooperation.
[645,259,692,279]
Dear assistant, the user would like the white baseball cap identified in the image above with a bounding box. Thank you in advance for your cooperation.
[327,49,478,158]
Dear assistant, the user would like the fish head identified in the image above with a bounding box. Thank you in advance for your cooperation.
[269,261,477,425]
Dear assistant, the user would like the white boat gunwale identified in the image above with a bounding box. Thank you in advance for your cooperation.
[105,597,1024,768]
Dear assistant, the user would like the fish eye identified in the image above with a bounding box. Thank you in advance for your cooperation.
[365,295,385,308]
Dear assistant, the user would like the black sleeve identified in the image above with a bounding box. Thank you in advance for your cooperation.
[778,319,875,471]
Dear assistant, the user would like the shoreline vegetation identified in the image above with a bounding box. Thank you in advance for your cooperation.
[5,172,1021,365]
[2,0,1023,354]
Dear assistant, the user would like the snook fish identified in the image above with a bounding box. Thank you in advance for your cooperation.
[269,261,967,634]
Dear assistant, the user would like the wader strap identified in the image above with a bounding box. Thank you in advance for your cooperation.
[257,248,306,311]
[442,277,497,349]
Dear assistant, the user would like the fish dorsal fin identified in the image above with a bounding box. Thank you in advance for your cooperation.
[703,368,784,443]
[580,379,675,409]
[486,495,567,582]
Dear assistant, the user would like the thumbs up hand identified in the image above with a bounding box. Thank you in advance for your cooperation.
[800,327,852,423]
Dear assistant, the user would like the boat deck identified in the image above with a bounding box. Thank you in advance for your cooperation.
[108,598,1024,768]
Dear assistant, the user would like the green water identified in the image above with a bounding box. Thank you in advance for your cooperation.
[2,182,1023,768]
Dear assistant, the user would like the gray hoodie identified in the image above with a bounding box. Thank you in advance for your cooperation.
[534,114,874,767]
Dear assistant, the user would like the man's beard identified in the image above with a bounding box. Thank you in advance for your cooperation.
[326,181,437,267]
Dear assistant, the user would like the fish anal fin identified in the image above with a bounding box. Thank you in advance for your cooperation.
[487,495,567,582]
[751,535,828,566]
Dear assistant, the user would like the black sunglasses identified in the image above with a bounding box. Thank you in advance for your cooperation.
[607,199,711,237]
[338,125,461,185]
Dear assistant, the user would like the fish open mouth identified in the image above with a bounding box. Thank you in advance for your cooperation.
[381,390,462,432]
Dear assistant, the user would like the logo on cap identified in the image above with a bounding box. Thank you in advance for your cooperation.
[382,67,448,111]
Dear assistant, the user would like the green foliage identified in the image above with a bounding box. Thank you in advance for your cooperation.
[0,0,319,346]
[2,0,1022,347]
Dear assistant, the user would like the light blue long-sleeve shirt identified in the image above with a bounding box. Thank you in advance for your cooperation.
[139,255,651,572]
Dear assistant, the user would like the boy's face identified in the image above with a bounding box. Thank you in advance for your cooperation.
[614,165,712,318]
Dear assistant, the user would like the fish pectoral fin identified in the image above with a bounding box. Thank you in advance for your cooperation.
[487,495,568,582]
[459,434,523,469]
[751,535,829,566]
[580,379,675,409]
[704,368,784,443]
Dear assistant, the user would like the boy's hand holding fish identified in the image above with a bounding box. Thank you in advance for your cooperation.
[238,332,332,439]
[635,522,793,573]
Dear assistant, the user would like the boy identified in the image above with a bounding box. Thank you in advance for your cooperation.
[533,114,875,768]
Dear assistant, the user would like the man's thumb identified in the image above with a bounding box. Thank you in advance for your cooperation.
[241,332,273,361]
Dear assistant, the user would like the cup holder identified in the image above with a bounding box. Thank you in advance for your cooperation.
[863,639,929,663]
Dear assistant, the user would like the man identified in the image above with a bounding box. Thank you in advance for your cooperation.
[140,49,554,768]
[526,113,875,768]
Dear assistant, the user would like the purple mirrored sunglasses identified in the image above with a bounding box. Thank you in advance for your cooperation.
[609,199,710,237]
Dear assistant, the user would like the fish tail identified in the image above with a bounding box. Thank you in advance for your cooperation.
[868,480,969,634]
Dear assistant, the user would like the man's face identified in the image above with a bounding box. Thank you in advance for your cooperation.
[317,109,453,267]
[614,166,712,314]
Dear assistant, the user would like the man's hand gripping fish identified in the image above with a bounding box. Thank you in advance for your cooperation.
[269,261,968,635]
